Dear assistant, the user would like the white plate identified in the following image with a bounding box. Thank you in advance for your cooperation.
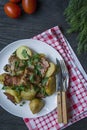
[0,39,67,118]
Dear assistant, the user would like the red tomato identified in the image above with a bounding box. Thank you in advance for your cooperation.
[22,0,37,14]
[4,2,21,18]
[9,0,21,3]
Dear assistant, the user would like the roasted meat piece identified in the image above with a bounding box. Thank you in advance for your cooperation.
[4,74,21,86]
[39,57,49,77]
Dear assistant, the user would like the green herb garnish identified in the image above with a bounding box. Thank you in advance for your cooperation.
[27,59,33,67]
[34,64,42,75]
[32,53,40,63]
[41,77,48,86]
[22,49,29,58]
[12,85,25,94]
[29,74,34,83]
[2,86,8,90]
[20,101,26,106]
[15,61,20,68]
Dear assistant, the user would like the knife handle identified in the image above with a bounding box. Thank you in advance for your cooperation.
[62,91,68,124]
[57,91,62,123]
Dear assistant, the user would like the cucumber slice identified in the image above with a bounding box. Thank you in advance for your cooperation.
[16,46,32,60]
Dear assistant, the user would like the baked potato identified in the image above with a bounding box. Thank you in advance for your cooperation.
[46,62,56,77]
[16,46,32,60]
[4,89,21,103]
[29,98,45,114]
[21,88,36,100]
[0,73,6,84]
[45,76,56,95]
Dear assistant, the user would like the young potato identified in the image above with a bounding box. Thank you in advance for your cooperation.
[45,76,56,95]
[29,98,45,114]
[16,46,32,60]
[4,89,21,103]
[21,88,36,100]
[46,62,56,77]
[0,73,6,84]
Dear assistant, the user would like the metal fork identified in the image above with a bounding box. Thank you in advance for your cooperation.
[61,61,69,90]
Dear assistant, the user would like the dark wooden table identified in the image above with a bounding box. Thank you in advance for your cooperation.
[0,1,87,130]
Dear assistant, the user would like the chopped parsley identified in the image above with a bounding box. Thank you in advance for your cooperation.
[20,101,26,106]
[29,74,34,83]
[2,86,8,90]
[12,85,25,94]
[15,61,20,68]
[22,49,29,58]
[42,77,48,86]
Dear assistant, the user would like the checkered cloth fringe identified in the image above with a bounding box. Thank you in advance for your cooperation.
[23,26,87,130]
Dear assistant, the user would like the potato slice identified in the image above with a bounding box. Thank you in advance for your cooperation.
[0,73,6,84]
[5,89,21,103]
[21,89,36,100]
[46,62,56,77]
[16,46,32,60]
[45,76,56,95]
[29,98,45,114]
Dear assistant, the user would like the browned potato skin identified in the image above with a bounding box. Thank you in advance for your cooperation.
[45,76,56,95]
[0,73,6,84]
[5,89,21,103]
[21,88,36,100]
[4,92,17,104]
[29,98,45,114]
[46,62,56,77]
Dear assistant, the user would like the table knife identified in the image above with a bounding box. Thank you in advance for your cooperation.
[56,58,63,123]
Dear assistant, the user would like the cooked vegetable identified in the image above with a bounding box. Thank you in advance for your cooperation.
[0,74,6,84]
[16,46,32,60]
[4,89,21,103]
[21,88,36,100]
[29,98,45,114]
[46,62,56,77]
[45,76,56,95]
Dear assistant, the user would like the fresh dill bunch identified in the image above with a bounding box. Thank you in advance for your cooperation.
[64,0,87,53]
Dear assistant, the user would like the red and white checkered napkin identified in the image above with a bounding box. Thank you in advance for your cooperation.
[23,26,87,130]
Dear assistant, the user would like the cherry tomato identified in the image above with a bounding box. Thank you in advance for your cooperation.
[9,0,21,3]
[22,0,37,14]
[4,2,21,19]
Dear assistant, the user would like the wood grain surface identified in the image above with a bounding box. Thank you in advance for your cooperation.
[0,0,87,130]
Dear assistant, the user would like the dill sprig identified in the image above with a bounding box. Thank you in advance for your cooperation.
[64,0,87,53]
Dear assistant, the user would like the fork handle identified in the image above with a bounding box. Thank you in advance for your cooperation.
[62,91,68,124]
[57,91,63,123]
